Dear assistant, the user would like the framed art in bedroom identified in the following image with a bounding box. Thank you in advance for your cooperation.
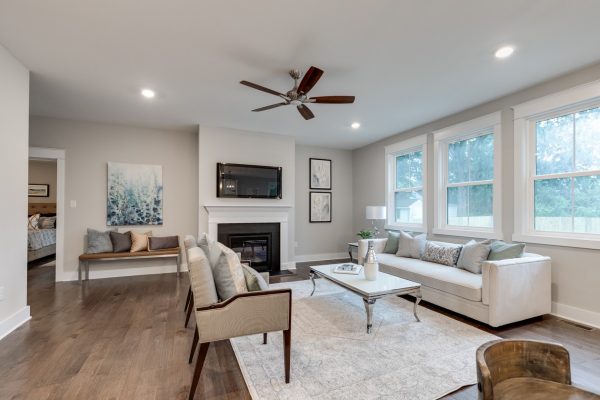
[28,184,49,197]
[309,191,332,223]
[309,158,332,190]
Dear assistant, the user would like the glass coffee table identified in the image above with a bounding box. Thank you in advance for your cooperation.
[309,263,422,333]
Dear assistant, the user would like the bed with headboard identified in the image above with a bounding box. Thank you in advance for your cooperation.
[28,203,57,262]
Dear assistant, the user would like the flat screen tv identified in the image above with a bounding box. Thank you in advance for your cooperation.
[217,163,282,199]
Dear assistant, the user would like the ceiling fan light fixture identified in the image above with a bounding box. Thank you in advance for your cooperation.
[351,122,361,129]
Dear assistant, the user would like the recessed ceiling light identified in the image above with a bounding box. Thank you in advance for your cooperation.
[351,122,361,129]
[494,46,515,59]
[141,88,156,98]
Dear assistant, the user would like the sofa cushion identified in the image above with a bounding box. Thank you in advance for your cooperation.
[396,231,426,259]
[422,241,462,266]
[241,264,269,291]
[187,247,218,307]
[382,231,401,254]
[488,241,525,260]
[457,239,492,274]
[212,246,248,300]
[377,253,482,302]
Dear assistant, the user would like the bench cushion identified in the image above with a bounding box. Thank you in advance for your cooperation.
[79,247,179,260]
[377,253,483,302]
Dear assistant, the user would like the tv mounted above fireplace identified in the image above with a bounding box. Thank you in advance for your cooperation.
[217,163,282,199]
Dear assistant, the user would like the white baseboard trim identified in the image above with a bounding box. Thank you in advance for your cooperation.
[551,301,600,329]
[58,263,189,282]
[281,261,296,270]
[0,306,31,341]
[294,252,348,263]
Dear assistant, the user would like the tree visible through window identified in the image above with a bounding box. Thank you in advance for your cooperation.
[534,106,600,234]
[446,133,494,227]
[394,150,423,224]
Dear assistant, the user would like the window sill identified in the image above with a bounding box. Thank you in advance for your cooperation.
[432,227,503,240]
[512,233,600,250]
[384,224,426,233]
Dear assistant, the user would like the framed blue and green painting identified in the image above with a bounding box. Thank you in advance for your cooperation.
[107,162,163,225]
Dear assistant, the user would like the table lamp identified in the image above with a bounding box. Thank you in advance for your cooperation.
[365,206,387,237]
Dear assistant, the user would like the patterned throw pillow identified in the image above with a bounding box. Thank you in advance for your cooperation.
[28,213,40,230]
[422,241,463,266]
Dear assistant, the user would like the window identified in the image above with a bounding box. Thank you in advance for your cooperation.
[433,112,502,238]
[385,136,427,231]
[514,81,600,249]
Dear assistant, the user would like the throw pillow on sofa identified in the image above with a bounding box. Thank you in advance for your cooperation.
[110,231,132,252]
[457,239,492,274]
[130,231,152,252]
[382,231,401,254]
[241,264,269,292]
[87,228,114,253]
[422,241,462,266]
[396,231,427,259]
[488,241,525,260]
[148,235,179,250]
[213,246,248,300]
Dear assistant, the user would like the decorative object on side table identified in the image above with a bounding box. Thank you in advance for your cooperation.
[309,191,332,222]
[28,184,49,197]
[107,162,163,225]
[309,158,332,190]
[356,230,374,239]
[365,206,386,237]
[363,240,379,281]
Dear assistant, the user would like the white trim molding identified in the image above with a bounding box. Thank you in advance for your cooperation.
[0,306,31,341]
[433,112,503,239]
[513,81,600,250]
[551,301,600,330]
[294,252,348,263]
[384,134,428,232]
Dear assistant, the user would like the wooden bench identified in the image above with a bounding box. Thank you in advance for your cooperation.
[78,248,181,281]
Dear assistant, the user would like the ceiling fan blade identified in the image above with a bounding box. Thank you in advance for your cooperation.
[297,104,315,120]
[252,102,288,112]
[297,66,324,95]
[310,96,355,104]
[240,80,286,97]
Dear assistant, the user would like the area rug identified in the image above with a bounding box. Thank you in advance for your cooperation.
[230,279,499,400]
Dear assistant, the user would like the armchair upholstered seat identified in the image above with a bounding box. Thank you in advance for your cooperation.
[184,236,292,400]
[476,339,600,400]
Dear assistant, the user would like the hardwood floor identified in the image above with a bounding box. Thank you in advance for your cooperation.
[0,261,598,399]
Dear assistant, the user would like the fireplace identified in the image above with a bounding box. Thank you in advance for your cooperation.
[217,222,280,274]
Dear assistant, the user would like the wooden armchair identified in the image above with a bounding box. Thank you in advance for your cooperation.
[476,339,600,400]
[185,244,292,400]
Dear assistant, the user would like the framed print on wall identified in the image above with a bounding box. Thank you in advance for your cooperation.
[309,191,332,223]
[28,184,49,197]
[309,158,332,190]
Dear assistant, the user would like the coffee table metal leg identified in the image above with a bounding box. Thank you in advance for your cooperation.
[309,272,316,296]
[413,290,422,322]
[363,298,376,333]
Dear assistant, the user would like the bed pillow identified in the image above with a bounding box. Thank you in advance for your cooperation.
[422,241,462,266]
[148,235,179,250]
[382,231,401,254]
[212,247,248,300]
[38,216,56,229]
[28,214,41,230]
[488,241,525,261]
[396,231,427,259]
[456,239,492,274]
[130,231,150,252]
[87,228,113,253]
[110,231,132,252]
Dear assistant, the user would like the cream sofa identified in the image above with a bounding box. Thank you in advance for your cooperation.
[358,239,551,327]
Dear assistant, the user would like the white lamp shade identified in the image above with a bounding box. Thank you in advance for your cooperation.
[366,206,386,220]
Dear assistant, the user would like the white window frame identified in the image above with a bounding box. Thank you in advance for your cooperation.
[513,80,600,250]
[433,112,502,239]
[385,135,427,232]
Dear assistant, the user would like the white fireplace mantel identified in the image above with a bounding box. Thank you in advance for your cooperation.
[204,205,293,270]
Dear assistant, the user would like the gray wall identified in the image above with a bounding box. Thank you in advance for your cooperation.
[28,160,57,204]
[295,145,354,260]
[352,62,600,326]
[0,44,29,338]
[29,117,198,281]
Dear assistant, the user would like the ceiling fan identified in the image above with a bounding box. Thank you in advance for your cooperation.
[240,66,355,120]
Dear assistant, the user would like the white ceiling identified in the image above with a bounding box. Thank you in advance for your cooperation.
[1,0,600,149]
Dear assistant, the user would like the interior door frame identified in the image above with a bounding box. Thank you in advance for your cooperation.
[29,147,66,282]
